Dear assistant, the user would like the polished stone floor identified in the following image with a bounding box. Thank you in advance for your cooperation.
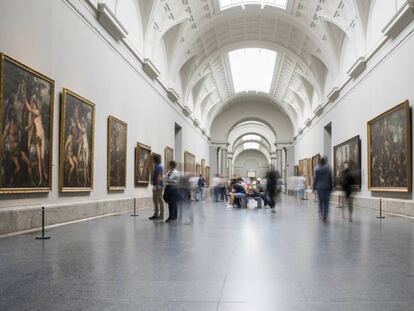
[0,196,413,311]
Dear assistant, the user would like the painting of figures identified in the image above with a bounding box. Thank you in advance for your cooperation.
[368,101,411,192]
[184,151,195,176]
[0,54,55,193]
[135,143,151,186]
[107,116,127,191]
[334,136,361,190]
[60,88,95,192]
[164,146,173,169]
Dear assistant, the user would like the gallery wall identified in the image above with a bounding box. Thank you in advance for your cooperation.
[0,0,210,209]
[294,19,414,200]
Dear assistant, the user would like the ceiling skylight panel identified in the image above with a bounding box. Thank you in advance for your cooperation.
[219,0,288,10]
[243,142,260,150]
[228,48,277,94]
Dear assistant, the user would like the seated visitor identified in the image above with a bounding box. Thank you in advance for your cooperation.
[228,178,247,208]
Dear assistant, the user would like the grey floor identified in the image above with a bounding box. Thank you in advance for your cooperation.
[0,196,413,311]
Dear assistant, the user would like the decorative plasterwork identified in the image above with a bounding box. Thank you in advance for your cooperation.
[182,105,192,117]
[143,58,161,79]
[347,57,366,79]
[97,3,128,41]
[313,104,324,116]
[327,87,340,102]
[167,88,180,102]
[382,1,414,38]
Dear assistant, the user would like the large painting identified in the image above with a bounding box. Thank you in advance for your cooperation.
[333,136,361,190]
[306,158,312,188]
[60,88,95,192]
[184,151,195,176]
[107,116,127,191]
[164,146,173,169]
[368,101,411,192]
[0,54,55,193]
[201,159,206,176]
[135,142,151,187]
[196,163,201,176]
[205,166,210,186]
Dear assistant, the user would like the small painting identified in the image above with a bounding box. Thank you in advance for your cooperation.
[135,142,151,186]
[205,166,210,186]
[60,88,95,192]
[333,136,361,190]
[164,146,173,169]
[201,159,206,176]
[196,163,201,176]
[107,116,127,191]
[368,101,411,192]
[0,54,55,193]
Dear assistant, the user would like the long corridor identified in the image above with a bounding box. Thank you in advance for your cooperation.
[1,198,413,311]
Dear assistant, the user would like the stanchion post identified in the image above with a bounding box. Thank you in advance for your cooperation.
[35,207,51,240]
[131,198,139,217]
[377,198,385,219]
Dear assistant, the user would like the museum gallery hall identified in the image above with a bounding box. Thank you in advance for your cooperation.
[1,1,414,310]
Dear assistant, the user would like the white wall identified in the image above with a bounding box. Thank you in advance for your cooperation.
[294,20,414,199]
[234,150,269,178]
[0,0,210,208]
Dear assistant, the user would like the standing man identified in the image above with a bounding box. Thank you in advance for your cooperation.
[313,157,333,223]
[340,162,355,222]
[149,154,164,220]
[197,174,206,202]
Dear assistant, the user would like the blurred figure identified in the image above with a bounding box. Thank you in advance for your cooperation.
[265,166,282,208]
[297,176,306,200]
[219,176,228,202]
[196,174,206,202]
[340,162,355,222]
[212,174,221,202]
[149,154,164,220]
[163,161,179,223]
[313,157,333,223]
[250,179,272,207]
[177,174,192,223]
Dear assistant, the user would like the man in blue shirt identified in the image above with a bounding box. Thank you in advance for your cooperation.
[149,154,164,220]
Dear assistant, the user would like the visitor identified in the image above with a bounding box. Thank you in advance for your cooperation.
[163,161,179,223]
[250,179,272,207]
[177,174,192,223]
[297,176,306,200]
[219,175,228,202]
[340,162,355,222]
[265,167,282,208]
[149,154,164,220]
[196,174,206,202]
[228,178,247,208]
[212,174,221,202]
[313,157,333,223]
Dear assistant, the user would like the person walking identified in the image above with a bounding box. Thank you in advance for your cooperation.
[196,174,206,202]
[313,157,333,223]
[265,167,281,208]
[163,161,179,223]
[340,162,355,222]
[149,154,164,220]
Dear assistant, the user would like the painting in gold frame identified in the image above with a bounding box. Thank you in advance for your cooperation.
[306,158,312,188]
[368,101,411,192]
[205,166,210,186]
[164,146,173,169]
[196,163,201,176]
[201,159,206,176]
[333,136,361,190]
[60,88,95,192]
[135,142,151,187]
[107,116,127,191]
[0,53,55,194]
[184,151,195,175]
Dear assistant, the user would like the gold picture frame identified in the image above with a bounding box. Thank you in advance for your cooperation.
[164,146,174,169]
[196,163,201,176]
[107,116,127,191]
[333,136,361,190]
[201,159,206,176]
[59,88,95,192]
[0,53,55,194]
[205,166,210,187]
[184,151,195,175]
[367,101,411,192]
[135,142,151,187]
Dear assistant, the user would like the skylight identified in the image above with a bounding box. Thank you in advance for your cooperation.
[219,0,288,10]
[228,48,277,94]
[243,142,260,150]
[243,134,261,141]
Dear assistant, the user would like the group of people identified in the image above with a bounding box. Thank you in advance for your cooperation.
[313,157,355,223]
[150,155,206,223]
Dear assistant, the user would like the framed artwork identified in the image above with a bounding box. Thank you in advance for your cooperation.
[247,170,256,178]
[0,54,55,193]
[294,165,299,176]
[164,146,173,169]
[302,158,308,179]
[312,154,321,173]
[201,159,206,176]
[196,163,201,176]
[135,142,151,187]
[184,151,195,175]
[60,88,95,192]
[205,166,210,186]
[306,158,312,188]
[368,101,411,192]
[333,136,361,190]
[107,116,127,191]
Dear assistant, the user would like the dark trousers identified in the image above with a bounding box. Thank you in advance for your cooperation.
[165,187,178,220]
[317,190,331,221]
[220,187,227,201]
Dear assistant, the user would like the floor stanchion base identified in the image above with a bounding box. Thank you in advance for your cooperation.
[35,236,51,240]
